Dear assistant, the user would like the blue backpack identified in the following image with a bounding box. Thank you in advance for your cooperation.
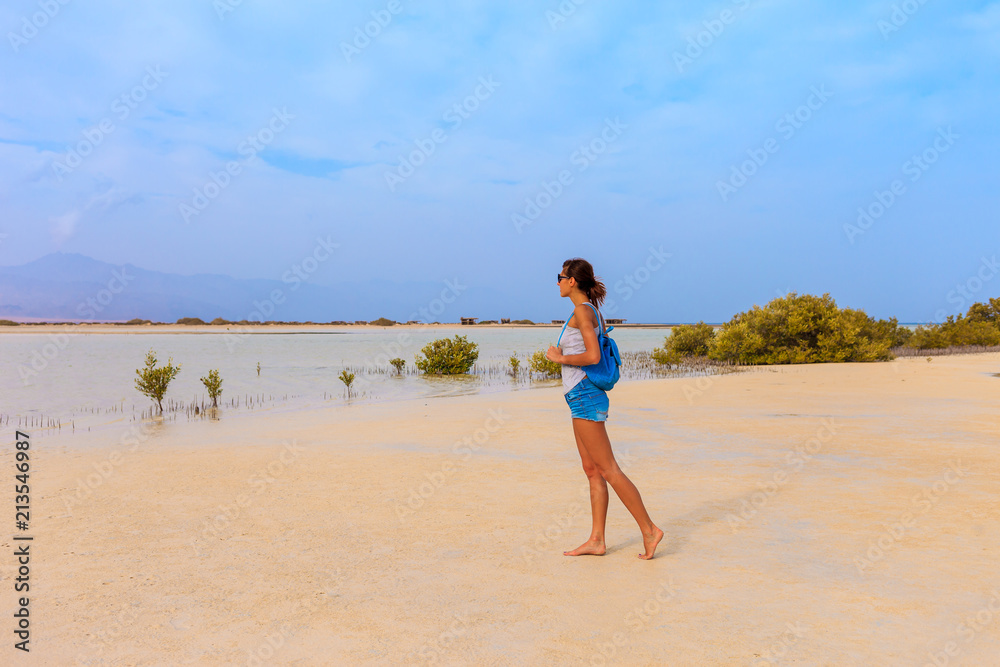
[556,302,622,391]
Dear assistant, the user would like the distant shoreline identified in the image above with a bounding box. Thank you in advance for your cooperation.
[0,322,683,334]
[0,321,934,333]
[0,322,935,334]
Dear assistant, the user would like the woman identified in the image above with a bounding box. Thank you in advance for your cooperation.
[546,258,664,560]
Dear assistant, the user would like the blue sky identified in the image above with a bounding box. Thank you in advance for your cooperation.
[1,0,998,323]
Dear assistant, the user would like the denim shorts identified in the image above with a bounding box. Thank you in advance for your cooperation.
[564,377,609,422]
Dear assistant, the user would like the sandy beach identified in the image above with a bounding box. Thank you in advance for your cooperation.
[4,352,999,665]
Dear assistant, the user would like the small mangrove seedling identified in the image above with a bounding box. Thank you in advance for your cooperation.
[529,350,561,378]
[256,361,261,376]
[339,370,356,398]
[508,353,520,378]
[389,357,406,375]
[200,369,223,408]
[135,348,181,413]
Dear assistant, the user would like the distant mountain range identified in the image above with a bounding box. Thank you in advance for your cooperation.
[0,253,521,323]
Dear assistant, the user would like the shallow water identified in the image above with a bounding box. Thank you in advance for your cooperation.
[1,327,680,425]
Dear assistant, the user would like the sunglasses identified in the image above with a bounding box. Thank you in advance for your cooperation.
[557,274,570,282]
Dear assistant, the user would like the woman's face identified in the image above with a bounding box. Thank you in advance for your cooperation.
[558,268,574,297]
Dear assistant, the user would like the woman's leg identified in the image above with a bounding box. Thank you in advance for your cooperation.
[575,419,664,559]
[564,418,609,556]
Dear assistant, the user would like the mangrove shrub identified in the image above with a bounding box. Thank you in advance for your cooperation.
[708,293,898,364]
[652,322,716,365]
[415,335,479,374]
[906,307,1000,349]
[135,349,181,412]
[529,350,561,378]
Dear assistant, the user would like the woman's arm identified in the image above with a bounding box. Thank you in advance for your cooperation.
[547,304,601,365]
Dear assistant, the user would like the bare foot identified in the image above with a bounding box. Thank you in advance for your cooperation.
[637,526,664,560]
[563,538,606,556]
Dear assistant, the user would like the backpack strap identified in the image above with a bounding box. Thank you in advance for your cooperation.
[557,302,606,345]
[583,302,605,336]
[556,317,570,346]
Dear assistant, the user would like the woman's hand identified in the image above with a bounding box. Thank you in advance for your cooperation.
[545,345,564,364]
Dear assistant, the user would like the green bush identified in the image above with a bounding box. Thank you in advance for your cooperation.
[906,324,945,349]
[964,298,1000,324]
[652,322,715,365]
[369,317,396,326]
[0,319,19,326]
[853,315,912,349]
[176,317,207,325]
[414,335,479,374]
[135,349,181,412]
[902,300,1000,350]
[907,317,1000,349]
[389,358,406,374]
[890,324,914,348]
[508,353,520,377]
[708,293,896,364]
[210,317,232,325]
[529,350,562,378]
[339,369,356,397]
[651,347,680,366]
[200,369,223,408]
[511,319,535,324]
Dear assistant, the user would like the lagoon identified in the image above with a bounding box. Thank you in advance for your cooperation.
[2,326,683,428]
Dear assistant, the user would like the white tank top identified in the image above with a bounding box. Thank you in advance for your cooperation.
[559,308,602,394]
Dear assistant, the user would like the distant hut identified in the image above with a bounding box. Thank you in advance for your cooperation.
[461,317,478,325]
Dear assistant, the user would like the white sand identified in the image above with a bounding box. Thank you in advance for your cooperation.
[4,353,999,665]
